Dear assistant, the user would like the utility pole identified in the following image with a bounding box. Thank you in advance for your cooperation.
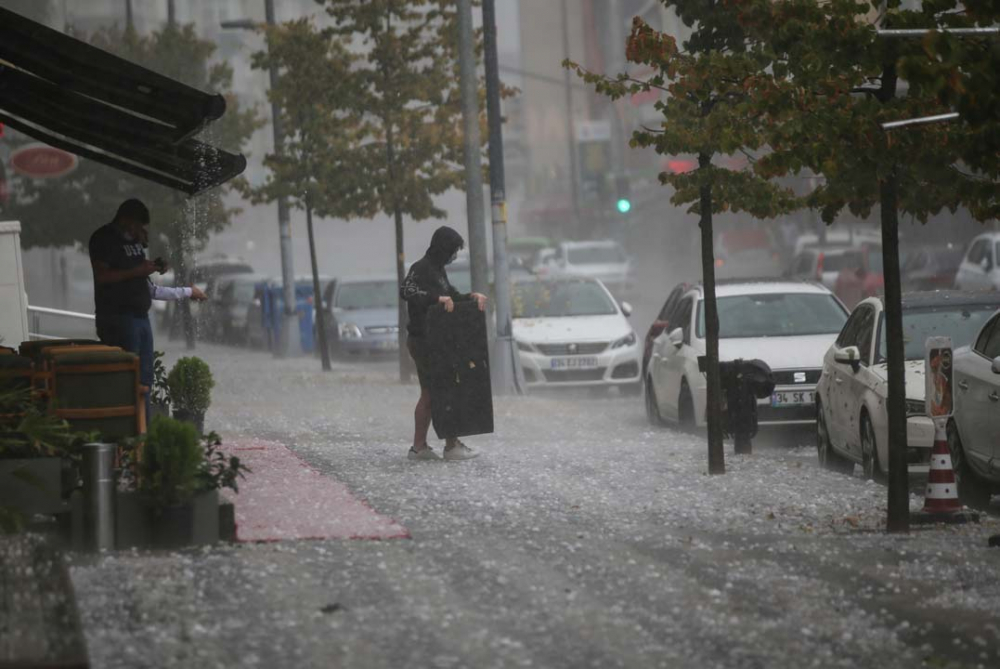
[482,0,521,395]
[264,0,301,358]
[560,0,581,228]
[125,0,133,30]
[166,0,175,26]
[457,0,488,298]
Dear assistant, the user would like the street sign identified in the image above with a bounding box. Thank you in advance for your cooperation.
[925,336,953,418]
[10,143,78,179]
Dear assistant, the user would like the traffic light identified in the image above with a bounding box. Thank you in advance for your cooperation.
[614,174,631,214]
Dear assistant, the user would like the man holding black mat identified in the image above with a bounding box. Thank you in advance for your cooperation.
[401,226,487,461]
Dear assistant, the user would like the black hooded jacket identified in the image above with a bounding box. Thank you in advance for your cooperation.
[401,226,472,337]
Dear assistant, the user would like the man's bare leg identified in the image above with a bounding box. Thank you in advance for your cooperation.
[413,388,432,451]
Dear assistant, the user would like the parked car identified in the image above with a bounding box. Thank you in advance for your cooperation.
[900,243,964,292]
[954,232,1000,292]
[646,280,848,429]
[786,245,864,290]
[949,308,1000,507]
[832,243,883,309]
[321,276,399,357]
[512,276,641,393]
[200,273,268,345]
[791,227,881,257]
[642,282,692,378]
[508,237,553,268]
[155,256,254,333]
[447,250,533,294]
[816,291,1000,480]
[535,240,634,298]
[715,228,783,280]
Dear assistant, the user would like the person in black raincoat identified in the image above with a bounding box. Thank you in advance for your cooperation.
[401,226,488,461]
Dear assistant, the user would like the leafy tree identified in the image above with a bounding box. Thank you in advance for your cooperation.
[317,0,474,382]
[4,22,259,346]
[740,0,998,532]
[245,18,372,371]
[567,1,797,473]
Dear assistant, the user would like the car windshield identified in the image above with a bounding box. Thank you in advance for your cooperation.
[822,252,861,273]
[876,304,999,362]
[697,293,848,338]
[512,280,617,318]
[336,281,397,310]
[567,246,626,265]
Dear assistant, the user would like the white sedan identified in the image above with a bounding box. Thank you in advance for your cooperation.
[513,277,641,392]
[949,308,1000,507]
[646,281,848,428]
[816,292,1000,479]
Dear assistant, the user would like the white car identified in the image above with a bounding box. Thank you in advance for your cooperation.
[646,281,848,429]
[816,292,1000,479]
[512,277,641,392]
[954,232,1000,292]
[949,308,1000,506]
[536,240,633,298]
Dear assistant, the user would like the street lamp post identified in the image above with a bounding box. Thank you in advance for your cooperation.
[221,0,301,357]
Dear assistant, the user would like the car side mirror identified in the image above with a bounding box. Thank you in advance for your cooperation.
[252,298,261,307]
[621,301,633,317]
[667,327,684,348]
[992,356,1000,375]
[981,257,992,273]
[834,345,862,371]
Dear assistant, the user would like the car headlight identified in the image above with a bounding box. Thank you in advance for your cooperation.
[516,340,534,353]
[905,399,925,417]
[339,323,363,340]
[611,331,637,349]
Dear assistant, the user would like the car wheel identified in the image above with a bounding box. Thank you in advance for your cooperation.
[816,401,853,474]
[678,379,695,429]
[860,413,886,483]
[947,420,992,509]
[645,377,665,427]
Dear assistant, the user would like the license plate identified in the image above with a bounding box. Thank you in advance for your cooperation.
[550,356,599,370]
[771,391,814,407]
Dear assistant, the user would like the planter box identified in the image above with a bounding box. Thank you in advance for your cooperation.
[0,458,68,516]
[70,489,221,550]
[172,409,205,435]
[149,401,171,422]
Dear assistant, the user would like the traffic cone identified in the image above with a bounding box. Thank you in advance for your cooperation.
[911,421,979,525]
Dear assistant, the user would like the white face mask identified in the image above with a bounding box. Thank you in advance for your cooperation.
[447,251,458,265]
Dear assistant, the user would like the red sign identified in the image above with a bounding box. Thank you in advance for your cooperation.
[10,144,78,179]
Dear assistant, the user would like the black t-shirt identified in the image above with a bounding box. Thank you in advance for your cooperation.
[88,223,151,316]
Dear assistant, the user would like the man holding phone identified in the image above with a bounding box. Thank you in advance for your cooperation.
[89,199,206,417]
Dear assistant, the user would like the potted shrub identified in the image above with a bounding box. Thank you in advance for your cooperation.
[167,357,214,435]
[0,384,76,518]
[112,417,248,549]
[148,351,171,422]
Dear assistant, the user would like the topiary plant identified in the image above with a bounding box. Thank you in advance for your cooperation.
[140,415,202,510]
[166,357,214,416]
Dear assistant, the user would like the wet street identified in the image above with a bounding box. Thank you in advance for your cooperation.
[69,341,1000,669]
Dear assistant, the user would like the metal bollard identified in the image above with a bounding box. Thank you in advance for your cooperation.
[82,443,116,551]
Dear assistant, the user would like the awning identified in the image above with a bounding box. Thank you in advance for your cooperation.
[0,7,246,195]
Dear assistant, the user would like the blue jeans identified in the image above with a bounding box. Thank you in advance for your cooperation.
[96,313,154,423]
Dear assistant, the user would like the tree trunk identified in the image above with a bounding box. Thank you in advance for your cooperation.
[385,118,411,384]
[305,200,331,372]
[699,152,725,475]
[880,169,909,533]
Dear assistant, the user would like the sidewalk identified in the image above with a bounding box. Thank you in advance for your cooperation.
[66,341,1000,669]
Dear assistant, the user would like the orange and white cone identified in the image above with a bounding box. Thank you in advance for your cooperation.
[912,420,978,525]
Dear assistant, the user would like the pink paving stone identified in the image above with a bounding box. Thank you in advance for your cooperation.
[221,439,409,542]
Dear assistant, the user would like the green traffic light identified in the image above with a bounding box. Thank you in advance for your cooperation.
[616,198,632,214]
